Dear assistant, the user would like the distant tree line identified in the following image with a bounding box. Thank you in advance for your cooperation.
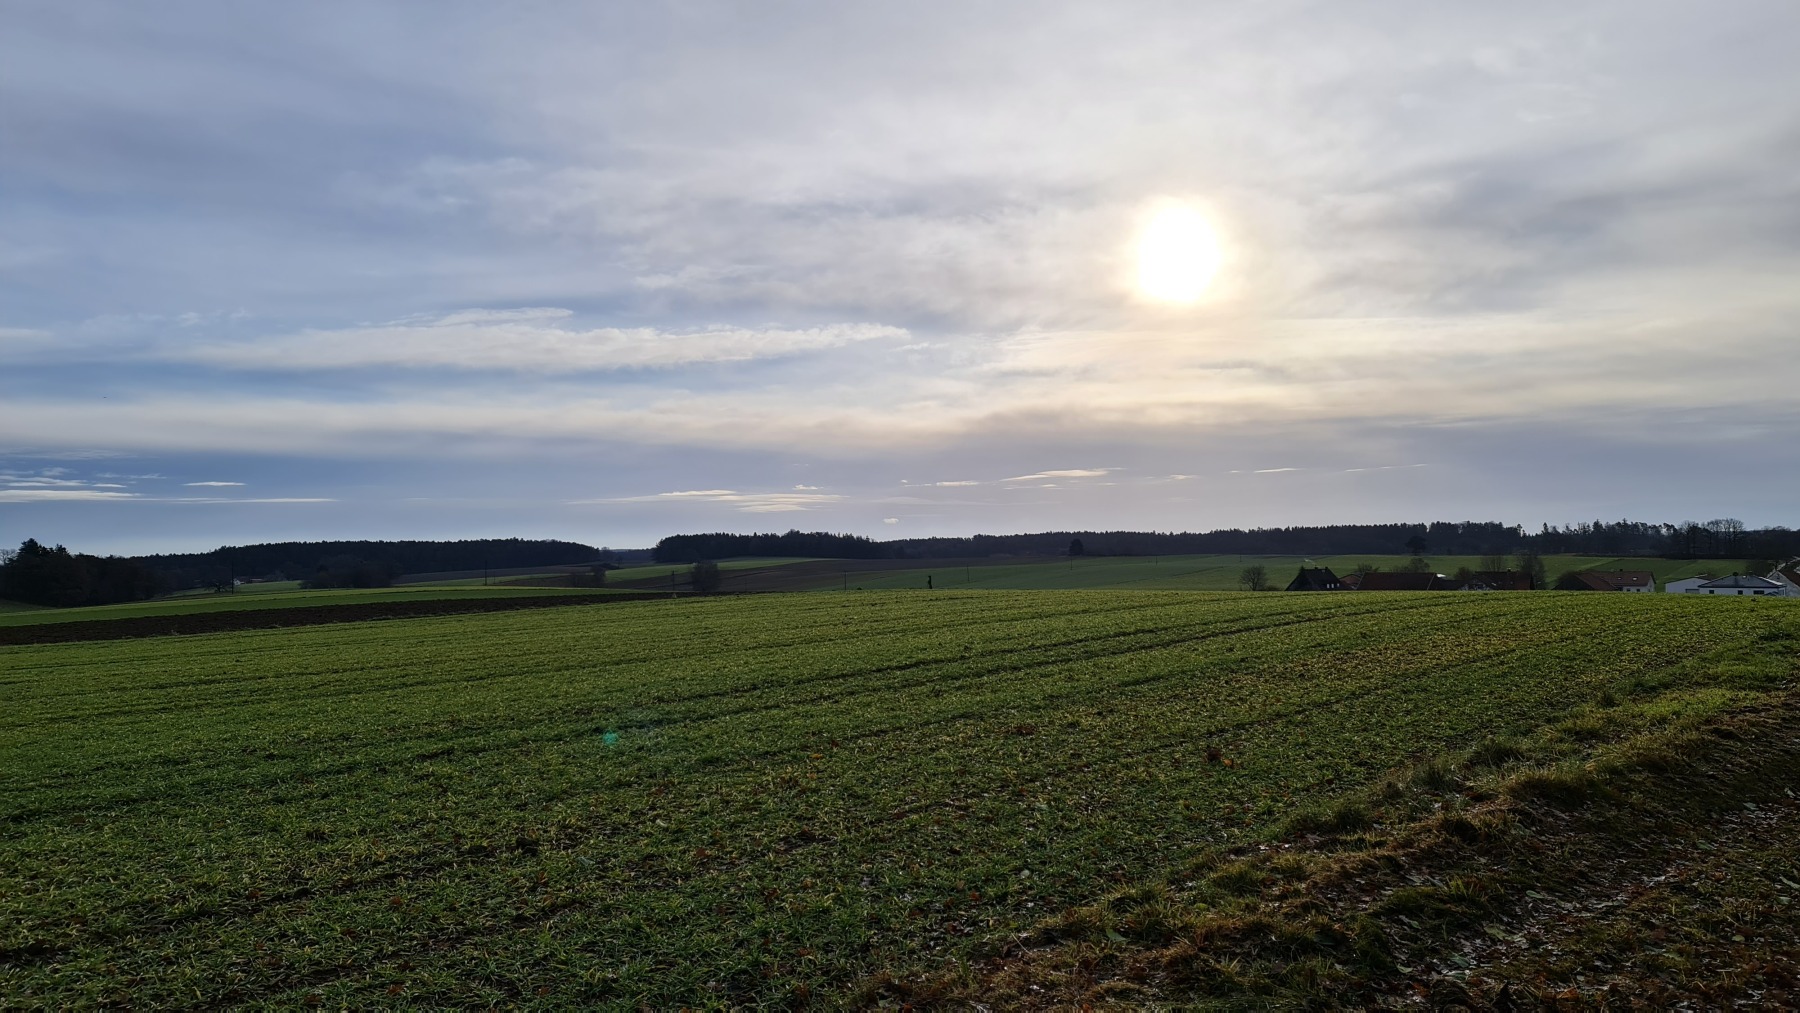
[653,519,1800,562]
[0,539,163,607]
[302,555,403,589]
[653,531,885,563]
[132,538,609,591]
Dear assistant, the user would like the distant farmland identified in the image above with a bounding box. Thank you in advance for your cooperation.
[3,591,1794,1006]
[0,584,616,629]
[602,553,1754,593]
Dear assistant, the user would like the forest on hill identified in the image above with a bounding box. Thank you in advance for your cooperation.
[131,538,607,590]
[653,518,1796,563]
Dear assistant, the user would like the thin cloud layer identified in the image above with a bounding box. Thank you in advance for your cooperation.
[3,2,1799,549]
[579,489,847,513]
[176,311,906,373]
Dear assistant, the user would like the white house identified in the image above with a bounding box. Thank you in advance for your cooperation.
[1690,574,1784,596]
[1769,562,1800,598]
[1664,575,1713,594]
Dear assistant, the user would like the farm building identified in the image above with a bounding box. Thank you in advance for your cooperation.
[1458,571,1534,591]
[1663,575,1714,594]
[1356,571,1457,591]
[1285,566,1345,591]
[1688,574,1784,596]
[1558,570,1655,592]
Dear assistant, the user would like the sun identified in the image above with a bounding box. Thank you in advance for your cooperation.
[1135,203,1223,304]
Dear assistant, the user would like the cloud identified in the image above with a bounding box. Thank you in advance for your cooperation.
[168,497,335,504]
[933,480,981,487]
[2,477,91,487]
[0,449,132,460]
[0,488,332,505]
[883,517,899,524]
[172,309,907,373]
[1253,468,1301,474]
[1003,468,1114,482]
[577,488,845,513]
[5,4,1800,544]
[0,464,323,504]
[0,489,139,502]
[1,470,140,497]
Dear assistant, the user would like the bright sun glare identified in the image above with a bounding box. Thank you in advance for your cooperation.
[1136,204,1223,304]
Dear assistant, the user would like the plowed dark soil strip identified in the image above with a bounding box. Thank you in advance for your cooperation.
[0,593,686,646]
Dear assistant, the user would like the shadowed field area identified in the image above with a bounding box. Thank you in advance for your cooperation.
[0,585,622,629]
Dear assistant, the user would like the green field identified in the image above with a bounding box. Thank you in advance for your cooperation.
[3,590,1794,1006]
[774,554,1750,592]
[0,584,613,627]
[163,580,308,597]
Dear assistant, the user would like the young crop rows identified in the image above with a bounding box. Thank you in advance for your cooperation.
[0,590,1792,1006]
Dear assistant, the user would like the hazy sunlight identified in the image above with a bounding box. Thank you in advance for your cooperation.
[1136,203,1223,303]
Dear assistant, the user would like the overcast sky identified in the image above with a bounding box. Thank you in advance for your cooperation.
[4,1,1798,555]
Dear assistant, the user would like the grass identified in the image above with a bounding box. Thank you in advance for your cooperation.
[2,590,1795,1006]
[617,553,1758,593]
[163,580,309,597]
[603,557,827,588]
[0,585,615,627]
[938,670,1800,1006]
[399,573,571,588]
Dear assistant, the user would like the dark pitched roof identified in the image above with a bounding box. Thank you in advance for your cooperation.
[1285,566,1344,591]
[1356,571,1455,591]
[1571,570,1654,591]
[1697,574,1782,589]
[1461,570,1534,591]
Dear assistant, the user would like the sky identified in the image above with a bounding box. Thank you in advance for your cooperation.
[4,1,1798,555]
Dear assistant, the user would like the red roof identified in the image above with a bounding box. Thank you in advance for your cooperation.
[1464,571,1535,591]
[1572,570,1654,591]
[1356,571,1455,591]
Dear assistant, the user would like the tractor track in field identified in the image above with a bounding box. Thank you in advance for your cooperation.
[0,593,689,646]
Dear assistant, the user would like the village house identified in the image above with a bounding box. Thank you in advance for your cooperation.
[1458,570,1535,591]
[1769,562,1800,598]
[1663,575,1713,594]
[1560,569,1655,592]
[1356,571,1458,591]
[1688,574,1784,596]
[1284,566,1345,591]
